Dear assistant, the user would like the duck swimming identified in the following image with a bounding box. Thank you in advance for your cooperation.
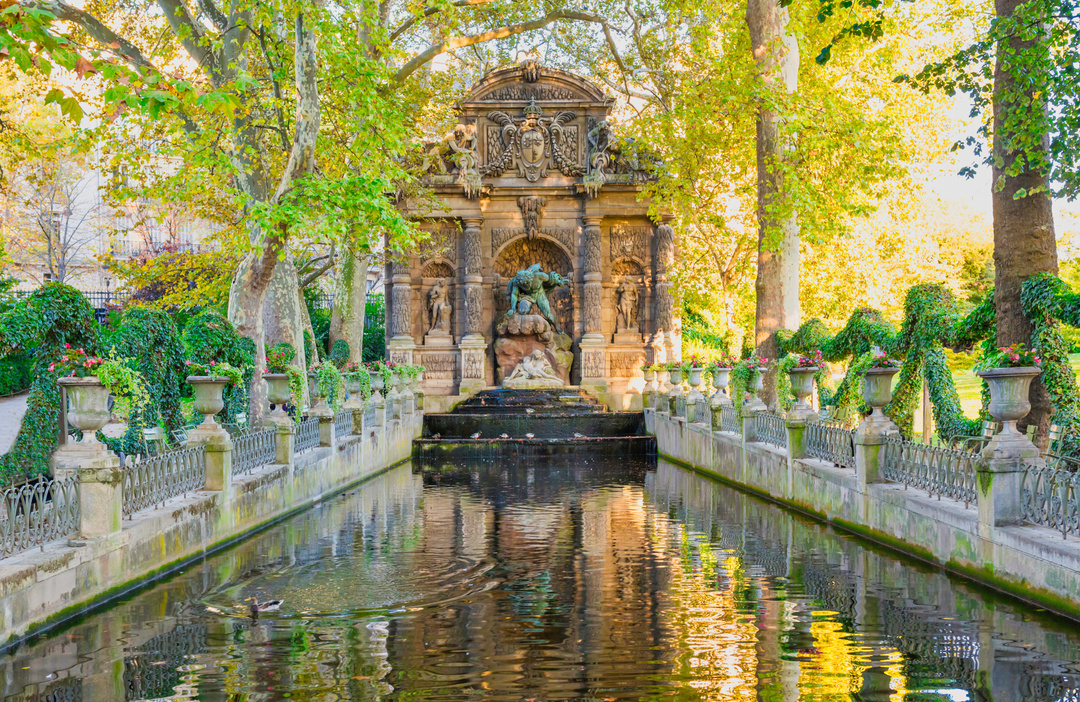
[249,597,283,617]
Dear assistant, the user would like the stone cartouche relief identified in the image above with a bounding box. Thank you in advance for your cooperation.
[484,101,582,181]
[610,225,650,263]
[419,227,458,264]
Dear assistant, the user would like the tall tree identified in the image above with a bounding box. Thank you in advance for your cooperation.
[746,0,800,406]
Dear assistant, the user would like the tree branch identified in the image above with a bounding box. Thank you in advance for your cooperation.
[271,11,320,203]
[389,0,496,44]
[156,0,214,70]
[33,0,159,72]
[256,29,291,152]
[300,243,336,288]
[392,9,616,84]
[197,0,229,31]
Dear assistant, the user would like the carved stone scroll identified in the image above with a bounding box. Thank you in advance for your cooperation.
[518,196,546,239]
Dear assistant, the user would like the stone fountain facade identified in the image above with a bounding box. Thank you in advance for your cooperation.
[385,61,680,408]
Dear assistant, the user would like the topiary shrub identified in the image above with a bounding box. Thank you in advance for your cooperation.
[330,339,351,369]
[0,284,100,484]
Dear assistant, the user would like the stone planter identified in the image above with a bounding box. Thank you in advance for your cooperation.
[308,372,328,411]
[863,367,900,419]
[344,374,364,410]
[788,367,818,412]
[187,376,229,427]
[369,370,385,403]
[58,376,111,445]
[655,370,670,410]
[263,373,292,416]
[976,366,1043,436]
[689,367,704,388]
[711,368,732,406]
[743,367,768,413]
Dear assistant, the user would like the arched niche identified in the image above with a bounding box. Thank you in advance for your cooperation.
[420,260,455,335]
[494,237,574,334]
[611,258,647,334]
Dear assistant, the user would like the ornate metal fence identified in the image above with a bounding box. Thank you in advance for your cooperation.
[1022,464,1080,539]
[0,475,79,557]
[720,405,740,434]
[122,446,206,519]
[334,409,354,437]
[880,436,978,506]
[806,420,856,470]
[232,428,276,477]
[755,412,787,448]
[295,417,320,454]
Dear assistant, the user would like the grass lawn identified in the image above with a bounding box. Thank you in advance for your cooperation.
[950,352,1080,418]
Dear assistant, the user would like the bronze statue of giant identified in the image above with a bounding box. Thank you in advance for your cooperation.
[495,264,573,386]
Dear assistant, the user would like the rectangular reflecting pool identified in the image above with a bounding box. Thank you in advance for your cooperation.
[5,453,1080,700]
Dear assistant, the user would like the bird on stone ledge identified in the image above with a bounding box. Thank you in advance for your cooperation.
[525,433,535,439]
[525,408,535,414]
[574,433,584,438]
[500,433,509,438]
[470,432,481,439]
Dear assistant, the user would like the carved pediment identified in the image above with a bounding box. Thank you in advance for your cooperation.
[464,64,608,105]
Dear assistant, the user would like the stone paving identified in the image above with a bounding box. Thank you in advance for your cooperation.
[0,391,28,455]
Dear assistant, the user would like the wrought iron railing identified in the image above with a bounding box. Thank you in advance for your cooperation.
[880,436,978,506]
[295,417,320,454]
[755,412,787,448]
[1022,464,1080,539]
[720,404,740,434]
[806,420,856,470]
[232,428,276,477]
[0,475,79,557]
[122,446,205,518]
[124,623,208,700]
[334,409,355,437]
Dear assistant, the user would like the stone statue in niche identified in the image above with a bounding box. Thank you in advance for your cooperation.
[495,264,573,386]
[518,196,546,240]
[421,123,481,198]
[616,279,639,332]
[584,118,613,197]
[504,350,564,389]
[427,278,452,334]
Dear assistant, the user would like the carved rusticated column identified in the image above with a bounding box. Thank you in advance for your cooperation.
[652,215,679,363]
[458,216,487,394]
[386,259,415,366]
[580,215,608,393]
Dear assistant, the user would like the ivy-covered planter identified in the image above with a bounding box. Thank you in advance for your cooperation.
[976,366,1042,434]
[187,376,228,425]
[751,368,767,393]
[788,367,818,411]
[344,375,363,396]
[863,367,900,418]
[263,373,292,413]
[307,371,330,413]
[58,376,111,442]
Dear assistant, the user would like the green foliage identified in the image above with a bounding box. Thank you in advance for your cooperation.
[313,362,344,412]
[330,340,351,369]
[0,354,32,396]
[1022,274,1080,455]
[182,310,255,423]
[363,293,386,363]
[0,284,99,483]
[102,307,186,453]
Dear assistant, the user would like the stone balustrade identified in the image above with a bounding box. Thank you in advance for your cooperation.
[0,397,423,646]
[644,391,1080,620]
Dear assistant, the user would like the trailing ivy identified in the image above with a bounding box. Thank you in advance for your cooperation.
[775,283,987,439]
[1022,274,1080,455]
[0,284,100,484]
[103,307,187,452]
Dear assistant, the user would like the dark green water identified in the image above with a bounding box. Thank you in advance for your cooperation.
[4,455,1080,701]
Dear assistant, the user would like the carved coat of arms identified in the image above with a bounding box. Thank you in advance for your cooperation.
[484,100,583,182]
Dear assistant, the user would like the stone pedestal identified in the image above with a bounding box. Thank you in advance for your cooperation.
[786,417,808,460]
[978,432,1039,528]
[459,334,488,395]
[187,424,233,492]
[318,415,335,447]
[271,415,295,466]
[579,333,608,395]
[423,330,453,348]
[854,420,899,490]
[386,335,416,370]
[52,415,123,539]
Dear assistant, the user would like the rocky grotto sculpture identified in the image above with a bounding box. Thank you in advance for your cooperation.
[495,264,573,385]
[504,349,564,388]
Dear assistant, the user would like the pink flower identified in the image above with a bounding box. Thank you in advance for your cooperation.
[64,343,71,349]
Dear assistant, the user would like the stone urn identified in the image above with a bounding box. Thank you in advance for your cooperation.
[668,367,686,415]
[976,366,1043,437]
[688,366,704,389]
[187,376,229,427]
[655,369,671,410]
[711,368,732,406]
[743,367,768,413]
[788,367,818,412]
[263,373,292,416]
[863,367,900,419]
[58,376,111,445]
[643,368,658,403]
[368,370,385,403]
[307,371,329,413]
[344,374,364,410]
